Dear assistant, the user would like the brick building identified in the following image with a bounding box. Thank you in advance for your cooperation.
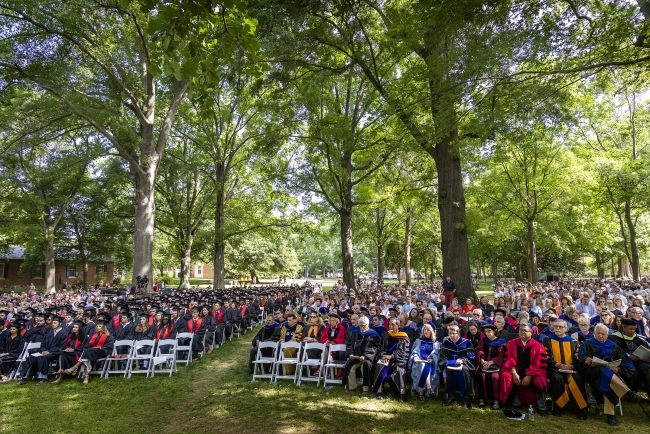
[0,246,114,291]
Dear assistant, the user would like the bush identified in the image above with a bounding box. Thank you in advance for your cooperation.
[158,274,174,285]
[113,276,122,285]
[94,271,107,284]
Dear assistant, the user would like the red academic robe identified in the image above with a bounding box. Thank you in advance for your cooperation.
[500,337,548,404]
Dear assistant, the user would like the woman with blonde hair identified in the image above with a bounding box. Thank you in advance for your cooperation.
[410,323,440,401]
[65,320,114,384]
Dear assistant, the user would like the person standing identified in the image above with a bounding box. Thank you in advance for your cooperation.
[442,276,456,305]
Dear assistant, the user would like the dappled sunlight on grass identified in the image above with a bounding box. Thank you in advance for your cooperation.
[1,327,650,434]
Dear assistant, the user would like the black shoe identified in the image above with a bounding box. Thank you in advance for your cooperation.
[399,394,406,403]
[537,409,550,417]
[552,408,563,417]
[246,368,253,375]
[577,410,587,420]
[464,398,472,409]
[375,394,384,400]
[606,415,617,426]
[444,397,455,406]
[625,390,645,403]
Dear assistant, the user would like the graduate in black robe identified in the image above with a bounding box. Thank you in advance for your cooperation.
[52,321,86,384]
[16,314,65,384]
[185,306,207,361]
[0,323,24,380]
[201,306,216,353]
[67,320,115,384]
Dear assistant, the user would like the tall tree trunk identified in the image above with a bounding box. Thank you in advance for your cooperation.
[624,200,640,280]
[82,261,88,291]
[179,241,192,289]
[515,259,523,282]
[340,209,355,290]
[595,252,605,279]
[526,220,538,283]
[429,135,474,302]
[377,243,385,283]
[618,255,632,278]
[250,269,258,283]
[213,186,226,290]
[492,261,498,284]
[132,169,156,292]
[404,207,413,286]
[43,233,56,293]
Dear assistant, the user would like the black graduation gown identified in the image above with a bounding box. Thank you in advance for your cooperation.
[80,333,115,365]
[114,322,135,341]
[20,327,67,378]
[609,333,650,393]
[0,334,24,375]
[342,329,383,388]
[60,335,84,370]
[202,315,216,346]
[185,317,207,358]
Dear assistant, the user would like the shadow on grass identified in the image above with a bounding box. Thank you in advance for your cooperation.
[1,329,649,434]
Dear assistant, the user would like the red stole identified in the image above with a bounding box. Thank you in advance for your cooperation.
[89,332,109,348]
[214,310,223,325]
[66,336,83,362]
[148,315,155,326]
[112,314,120,331]
[187,317,203,333]
[156,326,171,340]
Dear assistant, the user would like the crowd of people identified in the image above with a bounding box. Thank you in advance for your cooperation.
[0,284,302,385]
[250,276,650,426]
[3,276,650,426]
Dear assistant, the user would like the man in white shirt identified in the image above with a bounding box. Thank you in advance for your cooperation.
[575,294,597,318]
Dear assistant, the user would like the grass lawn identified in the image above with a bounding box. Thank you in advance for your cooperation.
[1,326,648,434]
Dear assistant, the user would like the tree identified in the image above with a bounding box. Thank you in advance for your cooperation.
[0,0,259,290]
[0,92,97,291]
[289,67,395,290]
[155,131,215,289]
[60,160,134,289]
[570,77,650,280]
[479,127,568,282]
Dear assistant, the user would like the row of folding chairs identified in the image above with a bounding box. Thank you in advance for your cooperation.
[9,318,257,381]
[251,341,347,388]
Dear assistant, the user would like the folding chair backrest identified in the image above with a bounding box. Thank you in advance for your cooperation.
[278,341,302,359]
[301,342,325,362]
[176,332,193,346]
[132,340,156,356]
[326,344,346,361]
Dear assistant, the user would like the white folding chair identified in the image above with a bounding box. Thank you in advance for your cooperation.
[259,307,266,322]
[322,344,347,388]
[150,339,177,377]
[271,341,302,384]
[10,342,41,380]
[126,339,155,378]
[175,332,194,366]
[296,342,325,386]
[104,340,134,378]
[206,328,218,350]
[251,341,278,383]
